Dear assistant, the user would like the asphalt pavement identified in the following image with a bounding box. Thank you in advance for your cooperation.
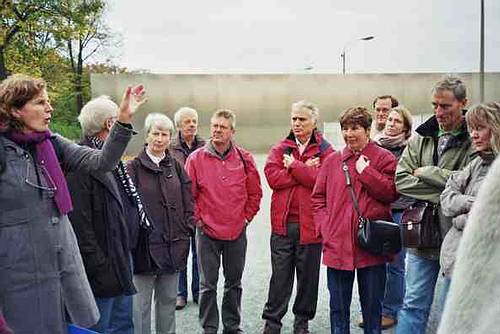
[172,154,445,334]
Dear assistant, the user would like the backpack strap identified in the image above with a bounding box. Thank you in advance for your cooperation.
[235,146,248,174]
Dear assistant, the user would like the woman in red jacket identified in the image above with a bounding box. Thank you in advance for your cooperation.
[312,106,398,334]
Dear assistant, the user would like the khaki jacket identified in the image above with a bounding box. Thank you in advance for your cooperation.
[395,115,474,260]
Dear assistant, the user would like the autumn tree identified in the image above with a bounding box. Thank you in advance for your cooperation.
[0,0,56,79]
[52,0,115,112]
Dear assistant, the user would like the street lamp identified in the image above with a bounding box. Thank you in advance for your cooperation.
[479,0,484,102]
[341,35,375,75]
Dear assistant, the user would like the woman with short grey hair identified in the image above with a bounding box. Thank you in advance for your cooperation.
[127,113,194,334]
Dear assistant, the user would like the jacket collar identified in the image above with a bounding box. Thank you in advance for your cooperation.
[341,140,378,162]
[204,140,234,160]
[137,146,171,172]
[285,129,319,146]
[416,111,468,140]
[171,132,205,153]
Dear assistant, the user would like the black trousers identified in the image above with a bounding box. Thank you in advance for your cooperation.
[262,223,322,332]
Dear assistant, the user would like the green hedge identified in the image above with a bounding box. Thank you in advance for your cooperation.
[50,120,81,141]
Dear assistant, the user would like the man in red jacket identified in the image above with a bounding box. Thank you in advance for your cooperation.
[185,109,263,334]
[262,101,334,334]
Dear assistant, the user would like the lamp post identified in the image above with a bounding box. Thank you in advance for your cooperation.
[480,0,485,102]
[341,35,375,75]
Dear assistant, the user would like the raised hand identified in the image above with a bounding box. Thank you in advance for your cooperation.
[130,85,147,114]
[117,84,147,124]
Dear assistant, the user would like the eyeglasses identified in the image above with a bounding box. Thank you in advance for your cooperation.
[25,161,57,192]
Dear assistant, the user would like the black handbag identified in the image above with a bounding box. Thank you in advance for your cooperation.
[400,201,441,248]
[342,162,402,256]
[132,226,159,274]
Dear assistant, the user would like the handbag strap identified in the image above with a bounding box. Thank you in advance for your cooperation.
[342,162,364,219]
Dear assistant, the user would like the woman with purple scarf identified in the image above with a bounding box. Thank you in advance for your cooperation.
[0,74,146,334]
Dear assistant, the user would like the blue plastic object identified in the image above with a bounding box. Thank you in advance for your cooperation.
[68,324,100,334]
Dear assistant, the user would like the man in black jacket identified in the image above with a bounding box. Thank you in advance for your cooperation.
[171,107,206,310]
[67,95,145,333]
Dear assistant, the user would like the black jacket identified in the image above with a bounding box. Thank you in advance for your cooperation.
[66,137,136,298]
[170,132,205,166]
[126,148,195,274]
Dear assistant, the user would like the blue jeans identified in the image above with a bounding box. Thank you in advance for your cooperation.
[178,235,199,300]
[382,210,406,320]
[396,253,440,334]
[327,265,386,334]
[434,276,451,323]
[92,294,133,334]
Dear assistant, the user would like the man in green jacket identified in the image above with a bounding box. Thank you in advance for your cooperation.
[395,76,474,334]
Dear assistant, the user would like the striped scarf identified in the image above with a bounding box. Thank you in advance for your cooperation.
[89,136,152,230]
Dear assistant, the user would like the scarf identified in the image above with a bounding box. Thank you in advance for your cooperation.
[88,136,152,230]
[6,131,73,215]
[374,132,408,149]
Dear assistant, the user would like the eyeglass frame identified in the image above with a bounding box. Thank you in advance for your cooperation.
[24,159,57,192]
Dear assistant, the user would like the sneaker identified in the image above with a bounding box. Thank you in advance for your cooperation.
[175,296,187,310]
[381,316,397,330]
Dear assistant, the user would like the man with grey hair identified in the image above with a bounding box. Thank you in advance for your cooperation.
[395,76,474,333]
[185,109,263,334]
[66,95,146,334]
[171,107,206,310]
[261,100,333,334]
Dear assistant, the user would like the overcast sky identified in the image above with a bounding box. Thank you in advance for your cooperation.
[103,0,500,74]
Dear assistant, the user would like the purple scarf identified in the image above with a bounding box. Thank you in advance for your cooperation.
[6,131,73,215]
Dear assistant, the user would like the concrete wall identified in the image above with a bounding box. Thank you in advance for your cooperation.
[91,72,500,154]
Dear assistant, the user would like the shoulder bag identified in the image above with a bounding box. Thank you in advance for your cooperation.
[342,162,402,256]
[400,201,441,248]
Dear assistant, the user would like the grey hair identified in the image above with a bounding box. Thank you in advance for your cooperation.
[212,109,236,129]
[144,113,174,138]
[174,107,198,127]
[78,95,118,136]
[432,75,467,101]
[292,100,319,125]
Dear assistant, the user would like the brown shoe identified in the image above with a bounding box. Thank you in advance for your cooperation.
[175,296,187,310]
[381,316,397,329]
[357,317,364,328]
